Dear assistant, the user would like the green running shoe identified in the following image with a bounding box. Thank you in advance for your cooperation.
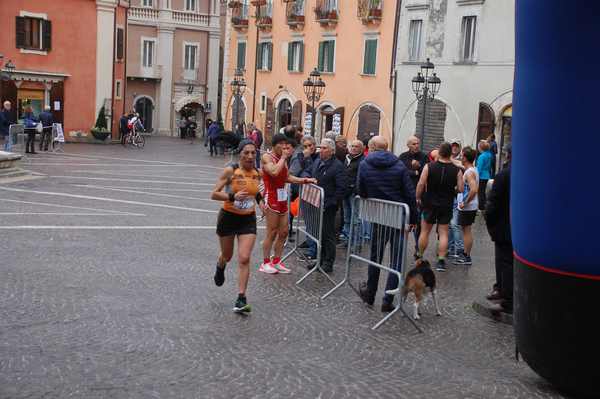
[233,296,251,313]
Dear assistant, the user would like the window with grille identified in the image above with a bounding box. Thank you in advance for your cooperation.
[184,44,197,70]
[408,20,422,62]
[318,40,335,73]
[185,0,196,11]
[237,41,246,70]
[257,42,273,71]
[142,0,153,6]
[362,38,377,75]
[287,41,304,72]
[460,16,477,62]
[143,40,155,67]
[116,28,124,60]
[15,16,51,51]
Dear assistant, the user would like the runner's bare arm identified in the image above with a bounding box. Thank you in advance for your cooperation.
[287,175,317,184]
[456,170,464,193]
[211,167,234,202]
[464,171,478,204]
[416,164,429,205]
[261,152,288,177]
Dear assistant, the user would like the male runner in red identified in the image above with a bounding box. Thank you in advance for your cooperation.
[260,133,316,274]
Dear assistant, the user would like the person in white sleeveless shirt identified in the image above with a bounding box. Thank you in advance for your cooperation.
[454,147,479,265]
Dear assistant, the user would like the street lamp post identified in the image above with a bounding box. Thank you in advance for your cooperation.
[411,58,441,151]
[303,68,326,137]
[230,68,246,130]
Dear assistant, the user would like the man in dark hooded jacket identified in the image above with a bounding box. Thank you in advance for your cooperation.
[356,136,417,312]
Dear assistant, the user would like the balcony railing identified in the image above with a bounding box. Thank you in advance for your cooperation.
[231,3,249,28]
[129,7,210,27]
[314,0,338,24]
[139,64,162,80]
[286,0,305,27]
[255,0,273,29]
[357,0,383,23]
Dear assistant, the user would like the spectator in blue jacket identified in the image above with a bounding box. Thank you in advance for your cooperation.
[476,140,493,210]
[304,138,346,273]
[23,106,38,154]
[38,106,53,152]
[357,135,417,312]
[207,120,221,156]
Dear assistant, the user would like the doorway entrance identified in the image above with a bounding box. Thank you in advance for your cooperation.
[498,105,512,170]
[134,97,154,133]
[277,98,292,132]
[180,102,205,136]
[319,105,334,141]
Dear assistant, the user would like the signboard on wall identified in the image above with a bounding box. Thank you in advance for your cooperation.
[332,113,342,135]
[304,112,312,131]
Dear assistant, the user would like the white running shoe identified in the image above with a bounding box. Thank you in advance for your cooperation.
[259,262,278,274]
[272,261,291,274]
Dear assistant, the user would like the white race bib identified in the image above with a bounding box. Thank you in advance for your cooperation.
[234,198,253,210]
[277,188,288,202]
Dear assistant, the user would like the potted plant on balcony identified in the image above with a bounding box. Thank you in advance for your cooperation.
[369,0,382,18]
[228,0,242,8]
[328,9,338,20]
[250,0,266,6]
[90,106,111,141]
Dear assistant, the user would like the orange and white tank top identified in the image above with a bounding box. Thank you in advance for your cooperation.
[223,166,260,215]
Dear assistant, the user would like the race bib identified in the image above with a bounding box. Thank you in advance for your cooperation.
[277,188,288,202]
[234,198,254,210]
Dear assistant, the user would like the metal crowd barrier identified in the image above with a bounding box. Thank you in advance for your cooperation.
[322,196,422,332]
[7,124,25,154]
[282,183,337,288]
[51,123,65,153]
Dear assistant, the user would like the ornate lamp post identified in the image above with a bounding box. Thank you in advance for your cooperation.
[411,58,441,151]
[303,68,326,137]
[230,68,246,129]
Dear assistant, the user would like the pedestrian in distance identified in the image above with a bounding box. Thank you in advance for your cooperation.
[416,142,464,272]
[211,139,265,313]
[207,119,221,156]
[119,112,129,145]
[22,106,38,154]
[453,147,479,266]
[0,100,16,151]
[260,133,316,274]
[399,135,429,257]
[476,140,493,211]
[357,136,418,312]
[38,106,53,152]
[484,144,513,314]
[487,133,498,177]
[448,138,465,258]
[247,124,263,168]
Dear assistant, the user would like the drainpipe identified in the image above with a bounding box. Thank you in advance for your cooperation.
[110,5,117,140]
[251,6,260,123]
[390,0,402,153]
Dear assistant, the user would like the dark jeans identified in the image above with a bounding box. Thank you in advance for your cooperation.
[320,206,337,267]
[39,127,51,151]
[495,242,513,309]
[478,179,489,210]
[209,137,218,156]
[25,129,36,153]
[366,224,404,305]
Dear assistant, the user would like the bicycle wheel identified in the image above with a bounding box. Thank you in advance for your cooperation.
[134,134,145,148]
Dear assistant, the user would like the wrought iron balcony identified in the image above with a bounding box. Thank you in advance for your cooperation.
[357,0,383,23]
[230,2,249,28]
[314,0,338,25]
[255,0,273,29]
[286,0,305,27]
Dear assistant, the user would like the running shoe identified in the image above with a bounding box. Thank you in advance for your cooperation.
[214,263,226,287]
[258,262,278,274]
[453,254,472,265]
[436,259,447,272]
[272,261,291,274]
[233,296,251,313]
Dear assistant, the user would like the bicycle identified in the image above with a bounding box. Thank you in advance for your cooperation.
[123,119,145,149]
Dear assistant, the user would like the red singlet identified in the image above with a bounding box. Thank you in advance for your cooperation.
[263,152,289,214]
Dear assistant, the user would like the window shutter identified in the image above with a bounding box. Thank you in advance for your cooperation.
[256,43,263,69]
[16,16,26,48]
[318,42,324,71]
[287,42,293,71]
[42,20,52,51]
[117,28,124,60]
[364,39,377,74]
[237,42,246,70]
[267,42,273,71]
[298,42,304,72]
[363,42,369,74]
[327,41,335,72]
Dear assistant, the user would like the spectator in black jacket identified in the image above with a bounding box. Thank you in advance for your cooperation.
[399,135,429,256]
[38,106,53,152]
[485,144,512,313]
[0,101,16,151]
[119,113,129,145]
[306,138,347,273]
[340,140,365,244]
[357,136,417,312]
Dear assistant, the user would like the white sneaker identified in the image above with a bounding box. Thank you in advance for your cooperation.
[259,262,278,274]
[272,261,291,274]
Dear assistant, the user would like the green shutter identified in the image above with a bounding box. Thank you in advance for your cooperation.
[256,43,263,69]
[318,42,324,72]
[364,39,377,75]
[299,42,304,72]
[237,42,246,70]
[267,42,273,71]
[287,42,293,71]
[327,41,335,72]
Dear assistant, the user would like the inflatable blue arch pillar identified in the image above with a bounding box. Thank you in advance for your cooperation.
[513,2,600,396]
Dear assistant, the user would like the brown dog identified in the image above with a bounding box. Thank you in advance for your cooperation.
[401,259,442,319]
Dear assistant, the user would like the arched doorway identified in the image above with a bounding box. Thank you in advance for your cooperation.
[134,97,154,133]
[277,98,292,131]
[231,96,246,131]
[319,104,334,140]
[180,102,205,137]
[498,105,512,170]
[476,102,495,144]
[357,105,381,143]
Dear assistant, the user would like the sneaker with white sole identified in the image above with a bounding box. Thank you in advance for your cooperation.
[258,262,278,274]
[272,261,291,274]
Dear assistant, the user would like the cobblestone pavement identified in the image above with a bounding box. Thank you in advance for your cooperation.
[0,138,569,398]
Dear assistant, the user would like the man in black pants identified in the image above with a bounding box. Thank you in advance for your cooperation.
[38,106,53,151]
[306,138,346,273]
[357,136,417,312]
[485,144,513,313]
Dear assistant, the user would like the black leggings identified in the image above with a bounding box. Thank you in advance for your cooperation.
[25,129,36,153]
[478,179,489,210]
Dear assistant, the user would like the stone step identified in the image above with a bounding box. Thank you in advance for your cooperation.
[0,167,30,180]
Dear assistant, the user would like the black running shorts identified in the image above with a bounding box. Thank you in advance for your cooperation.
[422,206,453,225]
[457,210,477,226]
[216,209,257,237]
